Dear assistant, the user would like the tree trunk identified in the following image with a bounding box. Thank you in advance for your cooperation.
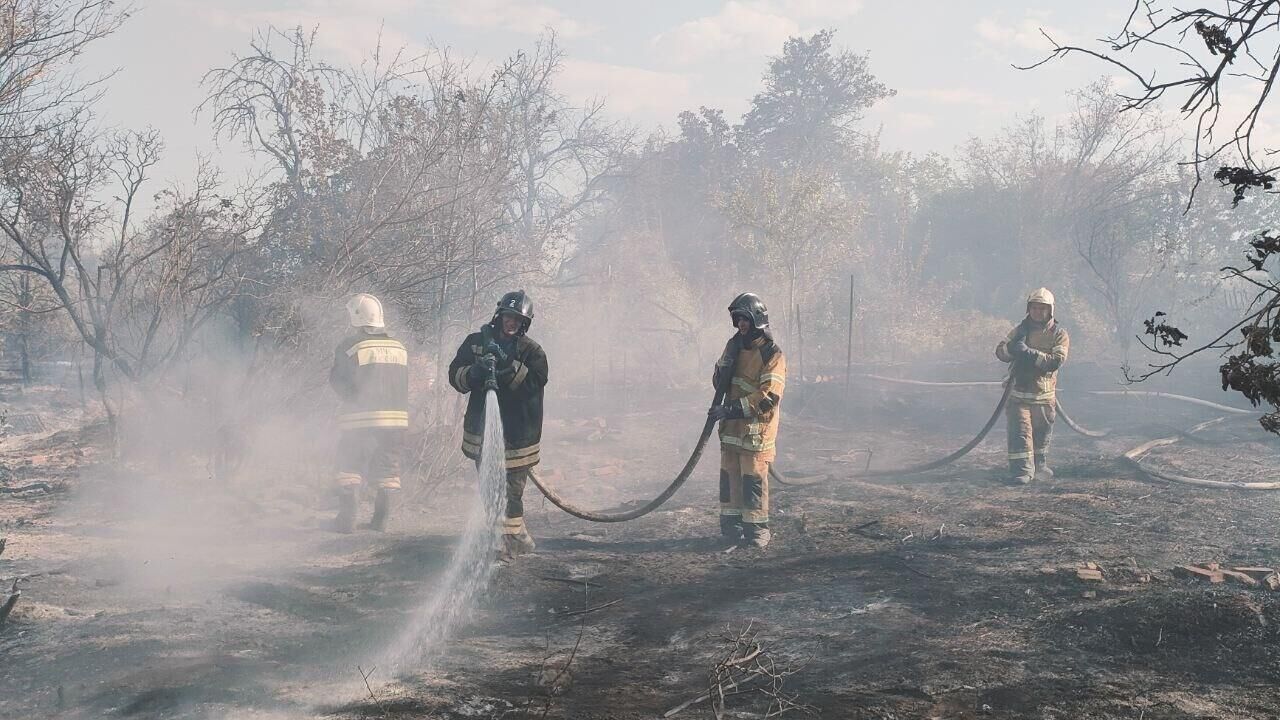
[18,274,31,386]
[786,258,797,350]
[92,346,119,458]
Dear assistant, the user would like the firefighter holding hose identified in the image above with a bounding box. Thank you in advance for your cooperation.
[448,290,549,558]
[709,293,787,548]
[995,287,1070,485]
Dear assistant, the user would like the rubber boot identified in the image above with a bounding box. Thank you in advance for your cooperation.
[719,515,744,541]
[333,487,358,534]
[501,516,537,558]
[1035,458,1054,479]
[370,488,399,532]
[743,523,772,548]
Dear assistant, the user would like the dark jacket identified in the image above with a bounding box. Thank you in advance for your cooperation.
[448,327,548,469]
[329,331,409,430]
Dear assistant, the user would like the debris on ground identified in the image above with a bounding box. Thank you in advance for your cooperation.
[1174,563,1280,589]
[1076,561,1104,582]
[2,413,45,435]
[0,579,19,627]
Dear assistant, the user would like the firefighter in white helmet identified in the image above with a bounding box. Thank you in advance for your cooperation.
[328,293,409,532]
[995,288,1069,484]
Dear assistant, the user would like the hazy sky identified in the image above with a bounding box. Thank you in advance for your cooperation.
[82,0,1135,186]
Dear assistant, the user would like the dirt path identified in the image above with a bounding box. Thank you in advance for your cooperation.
[4,381,1280,719]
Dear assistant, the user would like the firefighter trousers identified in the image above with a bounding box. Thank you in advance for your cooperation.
[335,428,405,490]
[1005,400,1055,479]
[720,448,770,526]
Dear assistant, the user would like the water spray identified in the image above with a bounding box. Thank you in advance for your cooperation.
[383,387,506,670]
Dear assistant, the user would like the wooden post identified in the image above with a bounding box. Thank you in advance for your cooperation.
[845,274,854,392]
[606,264,614,400]
[794,304,804,382]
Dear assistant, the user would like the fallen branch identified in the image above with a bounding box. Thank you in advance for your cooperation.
[0,580,19,627]
[664,668,770,718]
[852,520,888,540]
[665,622,813,719]
[538,576,603,589]
[897,559,935,579]
[553,598,620,618]
[515,580,593,719]
[357,665,387,718]
[0,482,52,494]
[9,567,69,582]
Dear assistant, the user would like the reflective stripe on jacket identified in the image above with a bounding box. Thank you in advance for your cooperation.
[330,333,409,429]
[713,333,786,460]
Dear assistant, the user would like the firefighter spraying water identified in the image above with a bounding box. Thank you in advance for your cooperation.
[449,290,549,560]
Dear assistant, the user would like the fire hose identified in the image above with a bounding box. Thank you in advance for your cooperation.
[767,376,1109,487]
[523,372,1272,523]
[769,381,1012,487]
[1121,416,1280,489]
[523,375,732,523]
[527,370,1021,519]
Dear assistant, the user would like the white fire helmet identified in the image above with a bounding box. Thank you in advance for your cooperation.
[1026,287,1055,318]
[346,293,385,329]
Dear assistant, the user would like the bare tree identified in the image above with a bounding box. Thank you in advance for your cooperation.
[0,119,258,437]
[199,26,348,199]
[1028,1,1280,430]
[498,32,634,278]
[719,159,856,341]
[1058,80,1183,354]
[0,0,129,140]
[1024,1,1280,196]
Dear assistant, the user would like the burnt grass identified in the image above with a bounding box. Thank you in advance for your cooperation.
[4,370,1280,719]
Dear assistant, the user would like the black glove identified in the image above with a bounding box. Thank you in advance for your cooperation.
[467,354,495,386]
[484,341,511,367]
[1009,338,1031,357]
[708,402,746,421]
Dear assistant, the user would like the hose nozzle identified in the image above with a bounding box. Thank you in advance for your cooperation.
[485,361,498,392]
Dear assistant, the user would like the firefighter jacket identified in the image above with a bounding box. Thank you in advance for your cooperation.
[995,319,1069,404]
[448,328,548,470]
[329,331,410,430]
[713,333,786,461]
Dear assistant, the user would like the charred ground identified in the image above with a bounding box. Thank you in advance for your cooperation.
[3,366,1280,719]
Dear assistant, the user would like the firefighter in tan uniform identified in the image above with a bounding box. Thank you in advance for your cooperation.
[995,288,1069,485]
[709,293,786,548]
[448,291,548,558]
[329,293,409,532]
